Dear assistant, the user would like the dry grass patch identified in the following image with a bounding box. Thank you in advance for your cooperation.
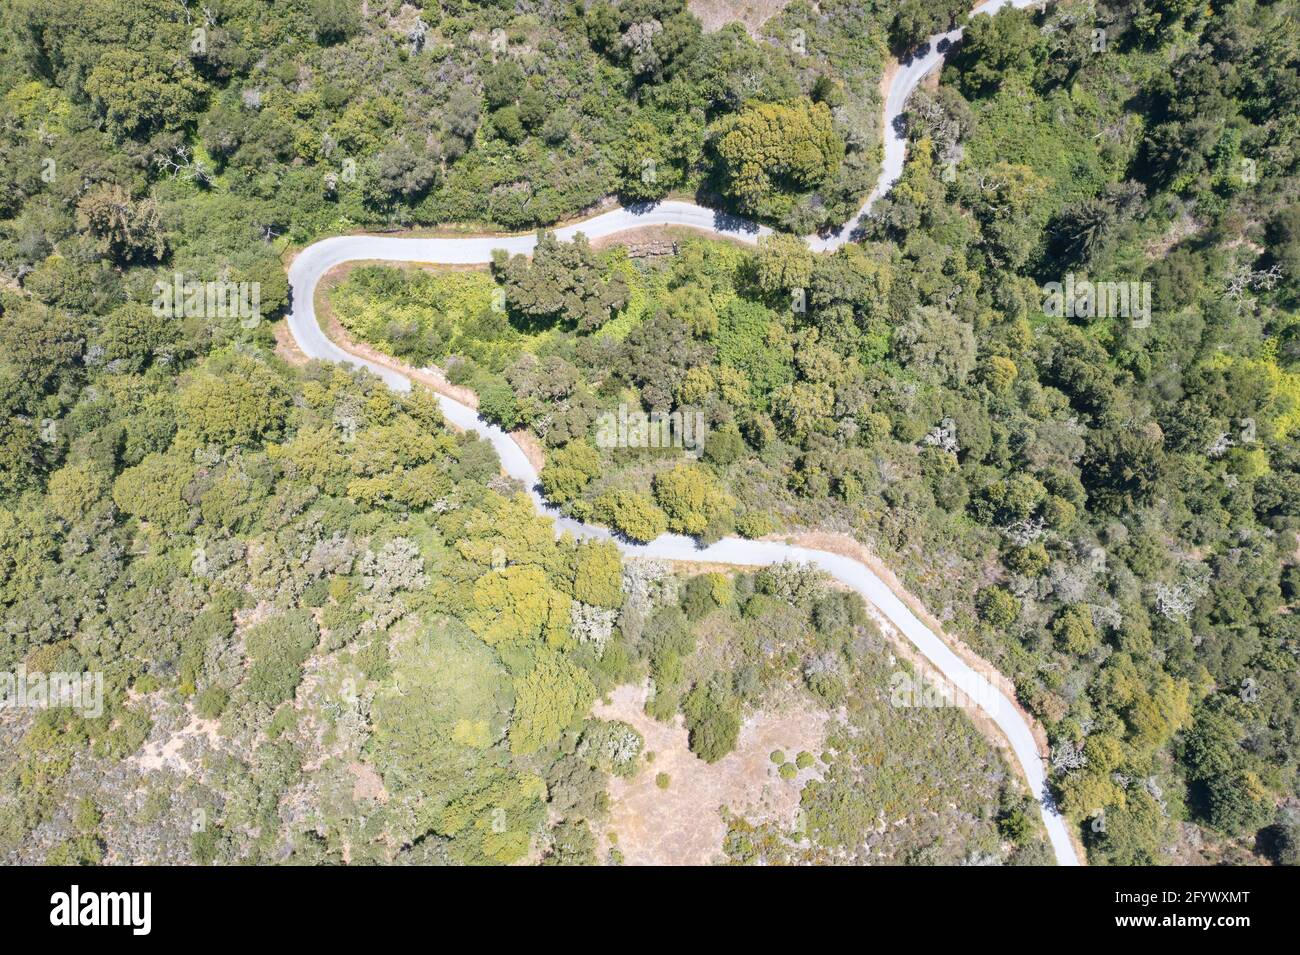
[593,682,829,865]
[688,0,790,38]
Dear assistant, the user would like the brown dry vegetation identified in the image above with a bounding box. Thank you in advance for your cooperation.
[688,0,791,38]
[593,682,828,865]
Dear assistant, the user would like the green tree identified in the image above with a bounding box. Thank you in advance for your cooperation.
[311,0,361,45]
[477,379,521,430]
[492,232,630,332]
[977,586,1021,627]
[111,453,193,531]
[243,610,318,705]
[1052,605,1099,654]
[1206,770,1274,836]
[890,0,968,53]
[683,678,741,762]
[100,302,177,372]
[953,7,1040,97]
[1182,701,1243,782]
[84,49,205,140]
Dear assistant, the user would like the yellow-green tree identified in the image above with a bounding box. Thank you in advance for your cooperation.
[595,490,669,542]
[511,650,595,755]
[652,464,735,536]
[571,541,624,609]
[540,441,602,504]
[112,453,193,531]
[469,565,571,650]
[712,100,844,219]
[178,356,292,448]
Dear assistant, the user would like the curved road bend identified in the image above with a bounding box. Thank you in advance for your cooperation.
[286,0,1079,866]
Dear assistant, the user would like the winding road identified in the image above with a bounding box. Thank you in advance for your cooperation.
[286,0,1079,865]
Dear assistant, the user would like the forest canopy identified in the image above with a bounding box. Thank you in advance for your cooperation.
[1,0,1299,868]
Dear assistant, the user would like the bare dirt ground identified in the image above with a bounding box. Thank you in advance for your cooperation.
[1145,204,1203,258]
[348,761,387,803]
[132,713,222,775]
[589,222,759,253]
[688,0,790,37]
[589,223,682,253]
[592,682,829,865]
[272,319,310,366]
